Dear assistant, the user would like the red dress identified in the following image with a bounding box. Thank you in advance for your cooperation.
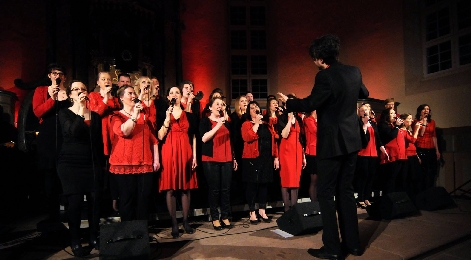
[279,120,303,188]
[159,111,198,192]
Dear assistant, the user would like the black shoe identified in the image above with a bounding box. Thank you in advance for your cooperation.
[347,248,363,256]
[260,216,272,223]
[340,242,363,256]
[89,236,99,251]
[307,247,342,260]
[212,220,224,231]
[183,220,194,234]
[71,242,91,257]
[249,219,259,225]
[171,223,179,238]
[221,219,234,229]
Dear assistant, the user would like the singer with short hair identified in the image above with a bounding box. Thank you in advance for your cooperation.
[57,81,102,256]
[200,97,238,230]
[242,101,279,224]
[108,85,160,221]
[158,86,198,238]
[355,104,387,208]
[32,63,70,223]
[278,34,369,258]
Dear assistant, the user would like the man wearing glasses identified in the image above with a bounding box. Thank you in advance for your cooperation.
[32,63,69,228]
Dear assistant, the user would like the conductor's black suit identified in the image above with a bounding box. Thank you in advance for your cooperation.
[286,60,369,255]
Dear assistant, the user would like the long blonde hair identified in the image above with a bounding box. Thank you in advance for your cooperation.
[234,95,247,116]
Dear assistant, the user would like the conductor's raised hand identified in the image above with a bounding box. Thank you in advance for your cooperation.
[277,92,288,103]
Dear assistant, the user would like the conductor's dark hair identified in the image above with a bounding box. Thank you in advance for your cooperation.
[309,34,340,65]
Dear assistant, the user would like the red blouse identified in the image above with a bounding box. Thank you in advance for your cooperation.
[88,92,120,155]
[108,112,158,174]
[202,120,232,162]
[241,121,278,159]
[402,128,418,156]
[358,126,378,157]
[380,126,407,164]
[32,86,55,124]
[415,119,437,149]
[303,116,317,156]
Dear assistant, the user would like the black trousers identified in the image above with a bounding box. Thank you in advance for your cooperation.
[317,152,360,255]
[114,172,153,221]
[245,182,268,211]
[202,161,233,220]
[355,156,378,201]
[66,192,100,243]
[383,160,406,195]
[417,148,438,191]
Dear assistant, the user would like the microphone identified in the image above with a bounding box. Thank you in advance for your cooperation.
[219,110,224,117]
[255,110,261,115]
[194,91,204,101]
[78,93,89,101]
[56,78,61,86]
[170,98,176,106]
[133,98,141,103]
[145,85,150,90]
[303,211,321,217]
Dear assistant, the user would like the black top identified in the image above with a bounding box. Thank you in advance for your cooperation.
[56,109,102,195]
[36,99,71,170]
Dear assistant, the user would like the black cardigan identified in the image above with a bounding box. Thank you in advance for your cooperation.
[199,117,233,158]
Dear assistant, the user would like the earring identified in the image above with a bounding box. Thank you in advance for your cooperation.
[70,98,74,103]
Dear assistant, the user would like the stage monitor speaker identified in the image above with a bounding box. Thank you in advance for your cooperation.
[415,186,456,211]
[367,192,418,220]
[276,201,323,236]
[100,220,149,260]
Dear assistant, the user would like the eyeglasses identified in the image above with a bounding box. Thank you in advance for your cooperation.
[71,88,88,92]
[51,71,64,76]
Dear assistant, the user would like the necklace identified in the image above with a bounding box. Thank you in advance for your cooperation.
[121,109,133,117]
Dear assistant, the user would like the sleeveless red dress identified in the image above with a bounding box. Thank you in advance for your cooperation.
[159,111,198,192]
[279,120,303,188]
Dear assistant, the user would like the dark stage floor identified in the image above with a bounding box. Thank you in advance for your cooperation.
[1,195,470,260]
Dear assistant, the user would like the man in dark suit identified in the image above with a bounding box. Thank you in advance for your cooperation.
[278,34,369,259]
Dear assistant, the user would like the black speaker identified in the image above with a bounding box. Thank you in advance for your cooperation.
[276,202,323,236]
[415,186,456,211]
[367,192,418,220]
[100,220,150,260]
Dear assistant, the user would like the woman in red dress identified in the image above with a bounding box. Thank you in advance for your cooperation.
[134,76,157,130]
[278,111,306,212]
[158,86,198,238]
[303,110,318,202]
[108,86,160,221]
